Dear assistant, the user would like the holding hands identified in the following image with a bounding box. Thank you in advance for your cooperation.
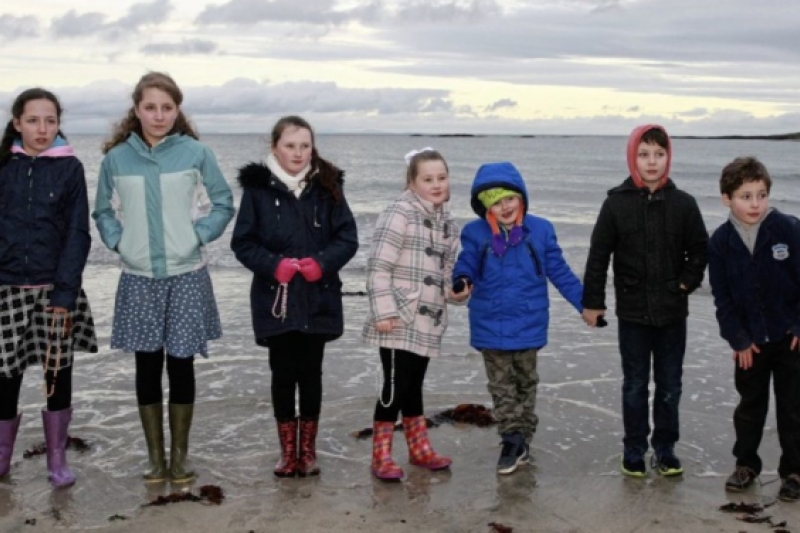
[449,277,472,302]
[582,308,606,327]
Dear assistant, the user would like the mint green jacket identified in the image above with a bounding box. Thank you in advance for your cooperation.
[93,133,234,278]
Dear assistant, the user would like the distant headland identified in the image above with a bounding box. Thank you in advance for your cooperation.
[671,132,800,141]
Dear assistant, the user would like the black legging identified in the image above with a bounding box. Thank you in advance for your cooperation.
[268,331,326,421]
[0,366,73,420]
[373,348,429,422]
[135,349,195,405]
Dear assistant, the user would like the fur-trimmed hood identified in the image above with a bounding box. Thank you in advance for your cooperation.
[236,161,344,191]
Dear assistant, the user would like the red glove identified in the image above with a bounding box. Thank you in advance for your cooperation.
[298,257,323,282]
[275,258,300,284]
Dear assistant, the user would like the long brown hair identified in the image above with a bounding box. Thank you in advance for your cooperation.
[0,88,66,167]
[102,72,199,154]
[271,115,342,203]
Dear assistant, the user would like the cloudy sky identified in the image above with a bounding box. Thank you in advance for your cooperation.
[1,0,798,135]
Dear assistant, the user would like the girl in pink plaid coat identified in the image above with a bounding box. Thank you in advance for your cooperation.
[363,148,470,480]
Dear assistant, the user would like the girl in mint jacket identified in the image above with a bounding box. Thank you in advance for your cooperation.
[93,72,234,484]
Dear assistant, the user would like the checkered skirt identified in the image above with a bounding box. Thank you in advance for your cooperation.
[0,286,98,379]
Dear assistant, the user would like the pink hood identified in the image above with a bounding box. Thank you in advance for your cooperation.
[626,124,671,190]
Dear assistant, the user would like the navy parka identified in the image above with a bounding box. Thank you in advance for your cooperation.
[231,163,358,345]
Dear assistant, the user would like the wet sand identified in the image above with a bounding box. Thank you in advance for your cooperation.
[2,264,800,533]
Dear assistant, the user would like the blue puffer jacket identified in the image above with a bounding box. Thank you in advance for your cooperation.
[231,162,358,345]
[0,138,90,310]
[453,162,583,351]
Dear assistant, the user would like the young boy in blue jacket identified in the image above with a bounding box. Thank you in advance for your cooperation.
[453,161,584,474]
[709,156,800,501]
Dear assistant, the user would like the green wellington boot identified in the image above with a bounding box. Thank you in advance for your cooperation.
[138,404,168,482]
[168,404,196,483]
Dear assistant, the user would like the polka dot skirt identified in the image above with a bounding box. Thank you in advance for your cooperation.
[110,267,222,358]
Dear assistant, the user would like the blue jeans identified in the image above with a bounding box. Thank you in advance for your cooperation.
[618,318,686,455]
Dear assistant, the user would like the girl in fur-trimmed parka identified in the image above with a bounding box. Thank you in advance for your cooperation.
[363,148,469,481]
[0,88,97,488]
[231,115,358,478]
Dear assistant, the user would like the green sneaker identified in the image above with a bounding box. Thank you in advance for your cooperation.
[621,449,646,478]
[652,449,683,476]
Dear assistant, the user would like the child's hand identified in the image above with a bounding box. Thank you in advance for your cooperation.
[792,336,800,352]
[450,277,472,302]
[275,258,300,284]
[298,257,323,282]
[734,343,760,370]
[375,319,396,333]
[582,309,605,327]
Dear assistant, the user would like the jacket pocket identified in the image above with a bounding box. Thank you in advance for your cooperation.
[392,286,421,325]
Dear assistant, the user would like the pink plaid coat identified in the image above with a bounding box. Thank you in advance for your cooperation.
[363,190,460,357]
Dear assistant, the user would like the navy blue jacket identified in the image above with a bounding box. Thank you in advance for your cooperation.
[0,145,91,310]
[453,162,583,351]
[231,163,358,345]
[709,209,800,351]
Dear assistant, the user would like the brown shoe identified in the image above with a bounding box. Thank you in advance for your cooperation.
[725,466,757,492]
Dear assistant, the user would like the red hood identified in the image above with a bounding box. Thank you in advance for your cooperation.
[626,124,671,190]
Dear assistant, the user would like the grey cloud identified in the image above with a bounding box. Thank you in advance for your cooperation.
[677,108,708,117]
[50,10,107,38]
[140,39,218,56]
[486,98,517,112]
[196,0,502,26]
[393,0,502,23]
[50,0,173,41]
[627,106,639,113]
[0,14,40,40]
[196,0,348,25]
[118,0,173,27]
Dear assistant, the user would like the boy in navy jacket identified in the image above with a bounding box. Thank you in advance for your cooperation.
[709,156,800,501]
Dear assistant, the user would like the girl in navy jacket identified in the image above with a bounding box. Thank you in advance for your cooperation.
[0,88,97,487]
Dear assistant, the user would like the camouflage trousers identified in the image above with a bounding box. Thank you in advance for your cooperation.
[482,349,539,441]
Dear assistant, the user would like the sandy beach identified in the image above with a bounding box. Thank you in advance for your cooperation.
[1,262,800,533]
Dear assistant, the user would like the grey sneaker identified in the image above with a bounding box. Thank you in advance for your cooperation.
[497,432,528,475]
[725,465,757,492]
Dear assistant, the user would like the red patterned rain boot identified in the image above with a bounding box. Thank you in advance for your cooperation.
[274,419,298,478]
[371,421,404,480]
[402,416,451,470]
[297,418,320,477]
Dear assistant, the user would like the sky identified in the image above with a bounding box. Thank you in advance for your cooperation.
[1,0,798,135]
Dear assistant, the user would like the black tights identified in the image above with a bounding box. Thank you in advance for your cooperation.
[135,349,196,405]
[0,366,73,420]
[268,332,326,421]
[373,348,429,422]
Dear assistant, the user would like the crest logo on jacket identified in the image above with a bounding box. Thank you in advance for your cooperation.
[773,243,789,261]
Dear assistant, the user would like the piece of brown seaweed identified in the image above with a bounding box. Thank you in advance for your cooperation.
[23,436,90,458]
[432,404,497,427]
[488,522,513,533]
[199,485,225,505]
[144,485,225,507]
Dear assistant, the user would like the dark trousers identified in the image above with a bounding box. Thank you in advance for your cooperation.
[268,331,326,421]
[733,337,800,477]
[0,366,73,420]
[373,348,429,422]
[135,349,196,405]
[618,318,686,454]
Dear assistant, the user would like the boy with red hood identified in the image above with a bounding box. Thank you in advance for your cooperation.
[582,125,708,478]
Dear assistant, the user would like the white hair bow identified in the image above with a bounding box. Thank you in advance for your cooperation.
[404,147,436,166]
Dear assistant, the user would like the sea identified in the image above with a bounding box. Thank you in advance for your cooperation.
[2,134,800,530]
